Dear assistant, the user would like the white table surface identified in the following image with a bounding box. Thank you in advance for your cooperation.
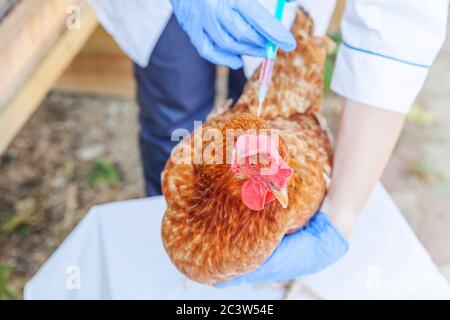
[24,184,450,300]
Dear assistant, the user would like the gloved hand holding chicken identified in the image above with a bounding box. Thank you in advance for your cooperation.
[217,212,348,287]
[161,10,348,285]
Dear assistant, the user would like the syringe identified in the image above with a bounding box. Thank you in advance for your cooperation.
[257,0,287,117]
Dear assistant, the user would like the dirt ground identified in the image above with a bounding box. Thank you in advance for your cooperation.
[1,30,450,300]
[0,94,145,298]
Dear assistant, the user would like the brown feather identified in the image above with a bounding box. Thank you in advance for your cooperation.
[161,9,332,285]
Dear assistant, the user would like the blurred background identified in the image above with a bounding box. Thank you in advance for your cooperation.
[0,0,449,299]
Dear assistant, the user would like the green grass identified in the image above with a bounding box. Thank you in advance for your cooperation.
[324,32,342,92]
[0,198,35,235]
[64,161,76,183]
[406,105,439,128]
[0,264,16,300]
[86,159,122,187]
[408,161,444,184]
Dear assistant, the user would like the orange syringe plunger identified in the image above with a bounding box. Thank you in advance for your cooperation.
[259,58,275,85]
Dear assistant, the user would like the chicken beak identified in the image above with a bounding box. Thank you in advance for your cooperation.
[268,182,289,209]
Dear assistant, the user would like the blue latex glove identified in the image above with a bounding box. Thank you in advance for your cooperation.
[170,0,297,69]
[217,212,349,287]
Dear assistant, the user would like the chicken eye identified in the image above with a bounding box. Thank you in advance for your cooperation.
[248,155,258,167]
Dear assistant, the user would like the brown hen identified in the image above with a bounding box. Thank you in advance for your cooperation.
[161,9,333,285]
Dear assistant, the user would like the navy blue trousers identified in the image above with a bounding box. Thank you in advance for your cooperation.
[134,15,247,196]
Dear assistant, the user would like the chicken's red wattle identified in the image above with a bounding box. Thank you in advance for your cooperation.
[232,134,293,211]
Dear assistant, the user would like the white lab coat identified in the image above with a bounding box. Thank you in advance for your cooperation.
[87,0,449,114]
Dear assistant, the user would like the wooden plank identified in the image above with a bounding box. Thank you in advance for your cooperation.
[55,27,135,98]
[80,26,125,55]
[0,1,98,155]
[0,0,80,107]
[55,51,135,98]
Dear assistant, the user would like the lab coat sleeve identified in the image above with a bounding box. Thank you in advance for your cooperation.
[331,0,449,113]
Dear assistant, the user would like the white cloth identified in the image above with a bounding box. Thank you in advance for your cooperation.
[87,0,448,114]
[24,184,450,300]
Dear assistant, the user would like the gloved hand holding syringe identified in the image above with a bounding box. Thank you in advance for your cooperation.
[257,0,288,116]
